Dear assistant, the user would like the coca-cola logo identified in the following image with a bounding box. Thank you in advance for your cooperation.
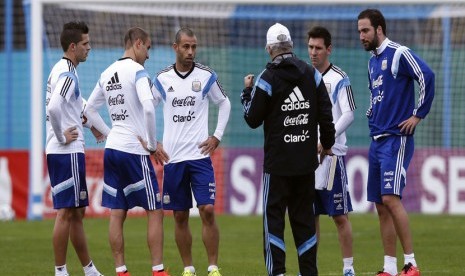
[283,114,309,126]
[172,96,196,107]
[108,94,125,106]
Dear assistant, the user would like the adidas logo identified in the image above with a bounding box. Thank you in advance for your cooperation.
[384,182,392,189]
[336,203,343,210]
[167,86,175,92]
[106,72,122,91]
[281,86,310,111]
[210,193,215,200]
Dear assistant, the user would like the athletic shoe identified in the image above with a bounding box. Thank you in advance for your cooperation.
[181,270,196,276]
[153,270,171,276]
[208,268,222,276]
[376,271,395,276]
[343,268,355,276]
[117,272,131,276]
[399,263,420,276]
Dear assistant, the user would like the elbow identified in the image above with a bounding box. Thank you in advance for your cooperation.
[248,122,261,129]
[142,101,156,118]
[346,112,355,125]
[144,108,155,118]
[244,116,262,129]
[48,105,59,121]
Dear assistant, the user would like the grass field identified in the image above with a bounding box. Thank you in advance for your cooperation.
[0,213,463,275]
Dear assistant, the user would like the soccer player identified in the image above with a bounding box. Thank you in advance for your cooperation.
[307,26,357,276]
[357,9,435,276]
[84,27,170,276]
[45,21,105,276]
[152,27,231,276]
[241,23,335,276]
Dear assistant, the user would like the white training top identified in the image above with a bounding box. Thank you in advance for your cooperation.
[45,58,85,154]
[153,63,231,164]
[321,64,356,156]
[86,57,157,155]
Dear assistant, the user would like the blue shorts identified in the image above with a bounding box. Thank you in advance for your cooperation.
[162,157,216,210]
[367,135,414,203]
[102,148,161,210]
[47,153,89,209]
[314,156,353,216]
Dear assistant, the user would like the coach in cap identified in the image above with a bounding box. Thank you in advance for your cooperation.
[240,23,335,276]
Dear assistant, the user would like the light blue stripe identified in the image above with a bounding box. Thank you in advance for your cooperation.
[297,234,317,256]
[123,180,145,196]
[136,69,150,82]
[103,183,117,198]
[51,178,74,196]
[202,71,218,99]
[257,78,272,96]
[269,233,286,252]
[333,77,350,103]
[153,77,166,101]
[263,173,273,275]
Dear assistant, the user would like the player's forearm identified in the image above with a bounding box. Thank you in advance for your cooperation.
[84,105,111,137]
[142,99,157,150]
[334,111,354,137]
[48,96,66,143]
[213,97,231,141]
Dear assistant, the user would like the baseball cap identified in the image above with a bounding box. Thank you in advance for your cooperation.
[266,23,292,46]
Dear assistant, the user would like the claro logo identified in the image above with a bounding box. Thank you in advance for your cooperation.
[284,130,310,143]
[173,111,195,122]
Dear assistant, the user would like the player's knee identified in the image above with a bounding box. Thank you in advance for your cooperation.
[381,194,401,209]
[332,214,349,227]
[199,204,215,223]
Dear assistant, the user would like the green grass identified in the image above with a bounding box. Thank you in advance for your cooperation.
[0,214,464,275]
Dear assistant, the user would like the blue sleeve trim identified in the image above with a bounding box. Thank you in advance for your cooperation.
[58,71,79,99]
[203,71,218,99]
[153,77,166,101]
[136,69,150,83]
[257,78,272,96]
[333,76,350,103]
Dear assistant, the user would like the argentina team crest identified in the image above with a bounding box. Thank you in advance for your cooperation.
[381,59,388,70]
[192,80,201,92]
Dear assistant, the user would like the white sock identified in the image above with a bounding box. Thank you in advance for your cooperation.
[153,264,164,271]
[116,265,128,273]
[343,257,354,273]
[207,265,218,272]
[184,266,195,273]
[84,260,102,276]
[383,255,397,275]
[404,253,417,266]
[55,264,69,276]
[343,257,354,268]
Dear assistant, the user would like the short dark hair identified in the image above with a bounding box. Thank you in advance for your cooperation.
[307,26,332,48]
[358,8,387,36]
[60,21,89,52]
[175,27,195,44]
[124,27,149,49]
